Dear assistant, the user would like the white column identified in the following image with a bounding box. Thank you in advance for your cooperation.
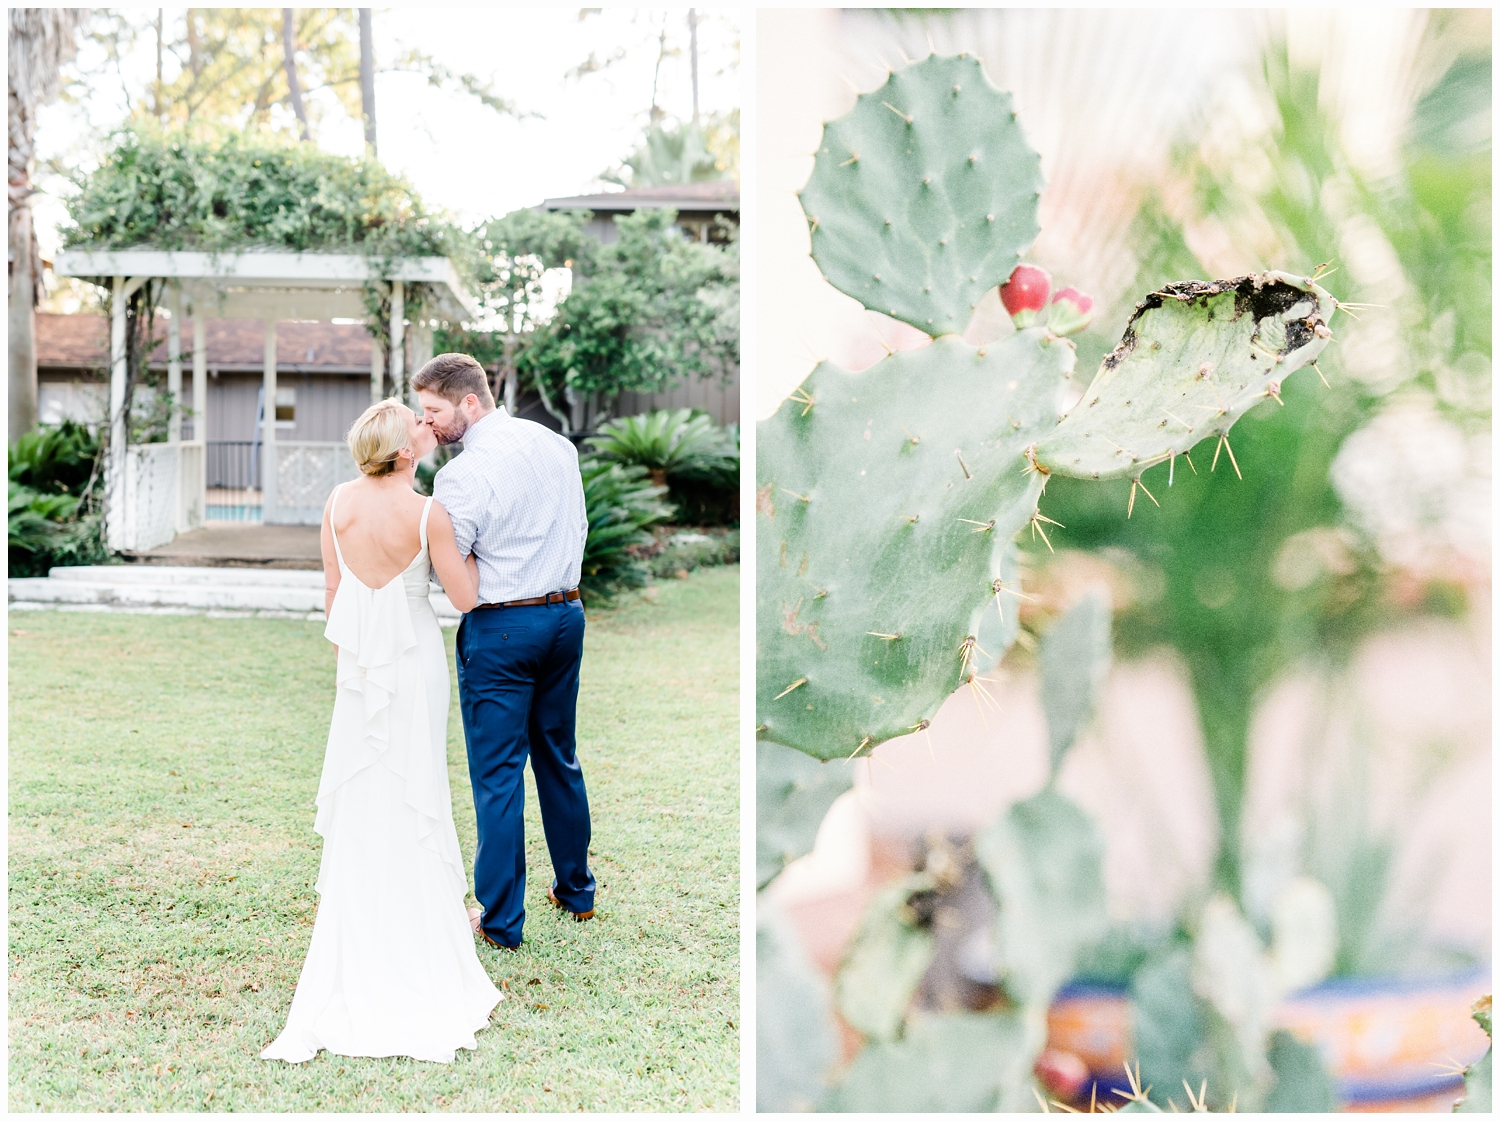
[370,338,383,404]
[166,286,182,444]
[389,279,405,403]
[106,276,129,551]
[262,318,277,524]
[409,316,433,408]
[191,294,207,443]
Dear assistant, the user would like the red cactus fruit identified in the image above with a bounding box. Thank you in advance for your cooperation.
[1046,286,1095,336]
[1000,263,1052,328]
[1034,1047,1091,1101]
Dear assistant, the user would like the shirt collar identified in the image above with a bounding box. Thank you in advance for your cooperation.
[463,407,507,445]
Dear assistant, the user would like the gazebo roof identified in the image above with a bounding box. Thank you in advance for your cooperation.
[542,179,739,215]
[36,312,378,375]
[51,248,478,322]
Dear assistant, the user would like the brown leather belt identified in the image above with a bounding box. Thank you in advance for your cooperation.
[473,588,580,611]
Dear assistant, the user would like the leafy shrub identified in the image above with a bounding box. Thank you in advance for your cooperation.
[578,456,673,603]
[7,482,106,578]
[61,127,458,262]
[641,528,741,578]
[517,209,738,411]
[8,420,99,496]
[587,409,739,525]
[8,423,109,578]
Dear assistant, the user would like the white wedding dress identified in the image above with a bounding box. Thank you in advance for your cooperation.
[261,488,501,1064]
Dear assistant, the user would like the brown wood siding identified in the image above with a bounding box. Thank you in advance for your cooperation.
[180,374,372,442]
[613,365,740,426]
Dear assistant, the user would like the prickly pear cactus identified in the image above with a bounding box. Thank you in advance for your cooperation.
[800,54,1042,338]
[758,54,1337,762]
[1456,996,1492,1113]
[1034,274,1337,484]
[757,334,1066,761]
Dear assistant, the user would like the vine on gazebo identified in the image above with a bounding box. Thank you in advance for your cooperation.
[60,128,467,421]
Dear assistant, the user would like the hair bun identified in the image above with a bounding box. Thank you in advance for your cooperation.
[347,399,410,478]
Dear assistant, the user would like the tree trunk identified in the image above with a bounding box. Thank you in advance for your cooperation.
[358,8,377,154]
[8,8,84,440]
[8,198,38,439]
[282,9,310,141]
[154,9,164,122]
[649,22,667,123]
[533,377,572,434]
[564,384,584,434]
[689,9,699,124]
[501,333,517,415]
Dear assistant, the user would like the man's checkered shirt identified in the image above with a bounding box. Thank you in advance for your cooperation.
[432,408,589,605]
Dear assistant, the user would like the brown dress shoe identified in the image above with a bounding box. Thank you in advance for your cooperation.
[478,929,518,952]
[547,886,594,921]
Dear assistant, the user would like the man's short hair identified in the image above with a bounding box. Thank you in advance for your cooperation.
[412,353,496,409]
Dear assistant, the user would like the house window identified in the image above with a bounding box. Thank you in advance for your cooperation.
[275,387,296,429]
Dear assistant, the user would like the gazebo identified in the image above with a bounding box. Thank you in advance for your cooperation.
[51,249,477,551]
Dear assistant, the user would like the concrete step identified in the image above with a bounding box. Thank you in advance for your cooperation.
[10,577,325,611]
[10,565,460,623]
[48,565,323,588]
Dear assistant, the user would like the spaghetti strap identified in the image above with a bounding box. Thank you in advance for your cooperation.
[419,495,434,554]
[329,482,348,568]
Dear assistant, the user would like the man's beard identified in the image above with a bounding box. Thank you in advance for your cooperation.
[431,411,470,446]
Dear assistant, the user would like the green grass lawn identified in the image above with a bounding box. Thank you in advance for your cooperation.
[8,567,739,1112]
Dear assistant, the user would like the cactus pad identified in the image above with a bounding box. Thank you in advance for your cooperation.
[1037,594,1112,778]
[826,1011,1032,1112]
[757,742,855,889]
[800,54,1043,337]
[1037,273,1336,481]
[974,789,1107,1007]
[834,873,938,1042]
[757,332,1075,761]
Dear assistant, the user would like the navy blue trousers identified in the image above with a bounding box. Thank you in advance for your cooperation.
[455,599,594,947]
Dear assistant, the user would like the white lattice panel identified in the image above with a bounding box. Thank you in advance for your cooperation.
[122,443,180,552]
[275,442,359,525]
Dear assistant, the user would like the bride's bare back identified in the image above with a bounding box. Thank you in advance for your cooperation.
[320,477,479,613]
[319,399,480,616]
[329,477,428,589]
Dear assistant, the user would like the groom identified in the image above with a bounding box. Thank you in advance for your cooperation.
[413,353,596,950]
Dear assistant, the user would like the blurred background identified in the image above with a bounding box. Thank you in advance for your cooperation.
[757,7,1489,1112]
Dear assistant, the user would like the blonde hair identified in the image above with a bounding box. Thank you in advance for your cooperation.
[347,398,410,477]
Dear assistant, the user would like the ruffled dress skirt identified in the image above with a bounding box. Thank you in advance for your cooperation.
[261,559,501,1064]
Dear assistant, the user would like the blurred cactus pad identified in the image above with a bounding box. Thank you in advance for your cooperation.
[757,53,1337,762]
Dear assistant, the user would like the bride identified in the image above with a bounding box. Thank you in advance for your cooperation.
[262,398,502,1064]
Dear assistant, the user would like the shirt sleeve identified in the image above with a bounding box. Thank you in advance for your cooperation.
[572,450,590,549]
[433,462,479,559]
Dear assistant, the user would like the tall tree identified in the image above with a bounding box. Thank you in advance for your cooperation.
[86,9,363,136]
[358,7,376,154]
[153,8,164,122]
[518,209,738,433]
[82,10,518,144]
[281,9,310,141]
[689,8,699,123]
[9,7,84,440]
